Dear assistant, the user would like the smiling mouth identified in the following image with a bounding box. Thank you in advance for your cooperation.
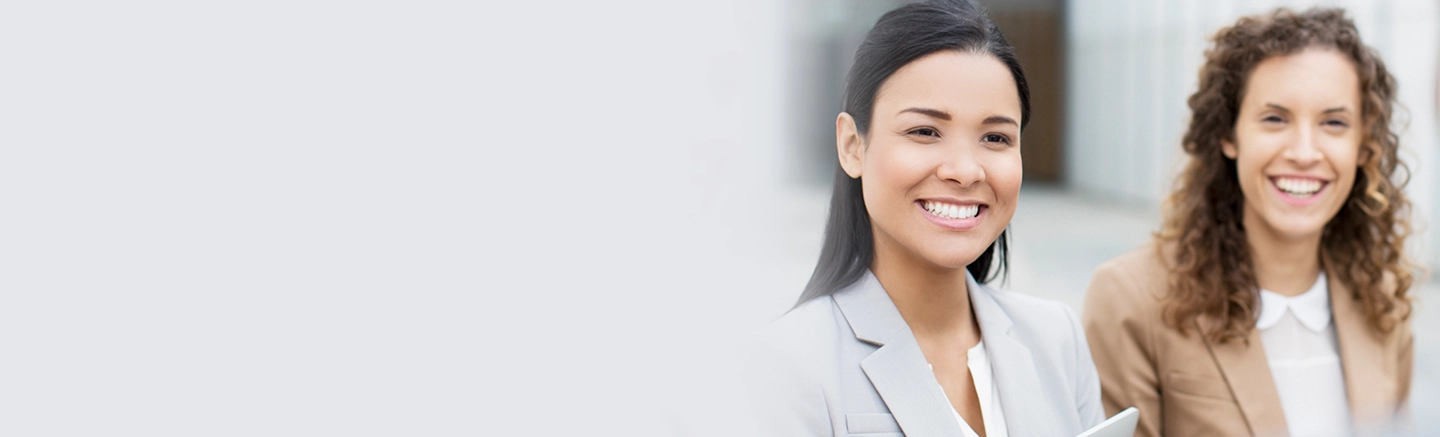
[1272,176,1327,198]
[920,200,981,220]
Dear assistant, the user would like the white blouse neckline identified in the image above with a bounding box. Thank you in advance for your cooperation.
[929,340,1008,437]
[1256,271,1330,331]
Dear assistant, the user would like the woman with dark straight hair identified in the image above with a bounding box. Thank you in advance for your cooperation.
[748,1,1104,435]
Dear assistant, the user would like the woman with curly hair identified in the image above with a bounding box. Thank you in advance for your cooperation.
[1082,8,1415,437]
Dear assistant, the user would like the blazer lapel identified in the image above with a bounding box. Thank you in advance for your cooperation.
[1198,316,1288,436]
[967,275,1060,436]
[834,271,967,436]
[1328,270,1389,427]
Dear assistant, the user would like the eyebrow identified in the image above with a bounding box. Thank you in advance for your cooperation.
[898,107,950,120]
[897,108,1019,126]
[1264,103,1293,114]
[982,115,1019,126]
[1264,103,1351,114]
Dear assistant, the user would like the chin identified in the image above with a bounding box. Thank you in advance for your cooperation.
[921,248,989,270]
[1269,222,1329,241]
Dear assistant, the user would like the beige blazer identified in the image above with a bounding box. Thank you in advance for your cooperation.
[1082,243,1412,437]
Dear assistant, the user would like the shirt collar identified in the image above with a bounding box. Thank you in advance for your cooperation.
[1256,272,1331,332]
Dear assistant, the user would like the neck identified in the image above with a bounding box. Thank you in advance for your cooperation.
[1244,212,1323,297]
[870,236,979,341]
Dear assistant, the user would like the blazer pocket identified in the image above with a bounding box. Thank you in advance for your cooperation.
[846,413,903,434]
[1166,371,1233,401]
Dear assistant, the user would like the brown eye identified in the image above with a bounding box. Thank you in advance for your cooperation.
[982,133,1011,145]
[909,127,940,137]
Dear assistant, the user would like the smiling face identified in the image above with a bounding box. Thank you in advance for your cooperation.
[1224,47,1365,243]
[836,50,1023,271]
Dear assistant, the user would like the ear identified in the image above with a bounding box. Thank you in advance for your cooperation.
[836,112,864,178]
[1221,138,1238,159]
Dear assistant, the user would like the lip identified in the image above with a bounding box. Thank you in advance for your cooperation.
[1268,175,1329,206]
[916,198,986,230]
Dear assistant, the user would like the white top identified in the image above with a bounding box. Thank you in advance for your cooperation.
[930,340,1008,437]
[1256,272,1353,437]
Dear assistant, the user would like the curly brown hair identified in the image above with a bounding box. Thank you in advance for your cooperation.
[1159,7,1414,343]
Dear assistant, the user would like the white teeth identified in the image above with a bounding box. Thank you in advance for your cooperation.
[1275,177,1322,196]
[923,201,979,220]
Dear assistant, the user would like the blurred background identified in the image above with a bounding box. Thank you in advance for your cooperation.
[2,0,1434,435]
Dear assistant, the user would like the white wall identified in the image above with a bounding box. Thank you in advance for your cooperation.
[1065,0,1440,269]
[3,0,799,435]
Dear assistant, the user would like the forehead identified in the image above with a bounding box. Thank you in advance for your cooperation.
[872,51,1021,119]
[1242,47,1360,108]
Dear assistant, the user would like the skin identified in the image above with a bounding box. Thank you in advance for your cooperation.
[836,50,1023,436]
[1222,47,1366,296]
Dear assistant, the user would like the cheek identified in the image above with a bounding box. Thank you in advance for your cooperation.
[1332,161,1362,202]
[1323,140,1364,188]
[987,153,1023,203]
[1334,145,1362,177]
[1235,159,1262,189]
[858,149,913,221]
[1228,134,1278,186]
[864,145,928,192]
[1231,148,1268,193]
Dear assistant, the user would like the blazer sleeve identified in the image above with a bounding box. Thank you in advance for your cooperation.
[744,328,832,437]
[1082,260,1163,437]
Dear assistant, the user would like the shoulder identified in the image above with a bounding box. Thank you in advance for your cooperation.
[982,283,1075,325]
[1085,242,1171,314]
[761,296,843,344]
[751,296,847,372]
[1081,242,1177,363]
[978,282,1084,347]
[1097,242,1170,287]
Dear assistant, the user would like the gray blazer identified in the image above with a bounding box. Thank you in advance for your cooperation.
[747,270,1104,436]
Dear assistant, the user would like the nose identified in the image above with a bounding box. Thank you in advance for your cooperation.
[1284,125,1323,166]
[936,143,986,188]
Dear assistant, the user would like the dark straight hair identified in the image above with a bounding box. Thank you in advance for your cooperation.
[796,0,1029,305]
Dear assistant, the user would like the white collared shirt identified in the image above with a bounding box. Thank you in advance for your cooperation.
[930,340,1008,437]
[1257,272,1353,437]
